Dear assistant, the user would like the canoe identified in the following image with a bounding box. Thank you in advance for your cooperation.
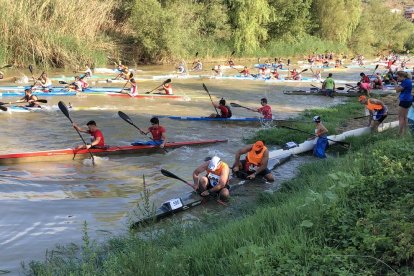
[93,68,141,74]
[130,151,292,228]
[0,86,132,93]
[265,77,321,83]
[283,89,396,97]
[0,91,76,97]
[105,92,189,100]
[152,74,200,80]
[253,64,288,71]
[163,116,274,122]
[0,139,228,165]
[213,65,244,70]
[0,105,45,113]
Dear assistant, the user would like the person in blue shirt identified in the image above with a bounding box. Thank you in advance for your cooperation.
[392,71,413,136]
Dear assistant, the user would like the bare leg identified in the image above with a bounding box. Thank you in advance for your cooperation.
[197,175,209,192]
[264,172,275,182]
[399,106,409,136]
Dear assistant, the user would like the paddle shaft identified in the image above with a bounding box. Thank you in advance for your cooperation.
[202,83,219,116]
[279,125,350,146]
[145,79,171,94]
[161,169,195,190]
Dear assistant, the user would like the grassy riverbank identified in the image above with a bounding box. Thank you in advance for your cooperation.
[26,102,413,275]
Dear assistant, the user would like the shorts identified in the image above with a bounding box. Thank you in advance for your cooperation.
[325,89,334,97]
[375,114,387,123]
[204,181,230,196]
[238,160,271,178]
[399,101,413,109]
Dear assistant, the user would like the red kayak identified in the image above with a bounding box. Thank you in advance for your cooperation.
[0,139,227,165]
[106,92,187,100]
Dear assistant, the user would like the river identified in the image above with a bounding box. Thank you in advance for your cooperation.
[0,63,363,274]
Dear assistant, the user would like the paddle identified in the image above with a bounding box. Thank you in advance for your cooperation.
[160,169,195,190]
[202,83,219,116]
[58,101,95,165]
[370,64,379,76]
[353,113,397,119]
[0,106,7,111]
[117,111,168,153]
[230,102,255,111]
[28,64,35,83]
[145,79,172,94]
[0,64,12,70]
[279,125,351,147]
[119,80,130,94]
[0,99,47,106]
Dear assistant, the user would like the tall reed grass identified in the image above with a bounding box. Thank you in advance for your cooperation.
[0,0,115,68]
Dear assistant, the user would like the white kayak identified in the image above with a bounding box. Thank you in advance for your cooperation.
[268,121,399,160]
[152,74,201,80]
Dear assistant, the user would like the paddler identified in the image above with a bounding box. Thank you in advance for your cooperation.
[73,120,105,149]
[241,98,272,119]
[372,73,383,89]
[15,88,40,108]
[360,72,371,84]
[209,98,232,118]
[232,140,274,182]
[212,65,223,77]
[192,60,203,71]
[133,117,167,148]
[177,62,186,74]
[192,156,230,200]
[358,96,388,132]
[321,73,335,97]
[309,116,328,158]
[228,58,235,67]
[84,65,92,78]
[158,82,173,95]
[128,78,138,96]
[34,72,52,89]
[239,66,250,77]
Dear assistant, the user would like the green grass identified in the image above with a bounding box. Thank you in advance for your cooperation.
[25,102,414,275]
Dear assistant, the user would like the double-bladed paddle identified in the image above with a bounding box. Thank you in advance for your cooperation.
[229,102,255,111]
[202,83,219,116]
[58,101,95,165]
[0,99,47,106]
[117,111,168,152]
[279,125,351,147]
[145,79,172,94]
[160,169,195,190]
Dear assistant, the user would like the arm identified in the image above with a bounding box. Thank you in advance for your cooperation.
[88,136,101,149]
[160,130,167,148]
[202,165,230,196]
[192,162,208,188]
[246,150,269,179]
[28,95,38,104]
[72,123,87,133]
[232,145,251,171]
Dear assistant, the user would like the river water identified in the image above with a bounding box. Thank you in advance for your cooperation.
[0,63,363,274]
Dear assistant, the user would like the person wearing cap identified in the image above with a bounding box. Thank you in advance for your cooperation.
[15,88,40,108]
[133,117,167,148]
[309,116,328,158]
[192,156,230,200]
[73,120,105,149]
[322,73,335,97]
[209,98,232,118]
[232,141,274,182]
[358,96,388,131]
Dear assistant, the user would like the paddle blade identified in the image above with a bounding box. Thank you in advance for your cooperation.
[195,52,198,57]
[118,111,134,126]
[230,50,235,57]
[300,68,309,73]
[230,102,242,107]
[337,87,345,90]
[58,101,72,123]
[0,105,7,111]
[59,81,68,85]
[161,169,188,184]
[36,99,48,103]
[28,64,33,74]
[202,83,209,93]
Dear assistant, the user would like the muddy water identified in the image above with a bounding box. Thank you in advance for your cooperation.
[0,64,362,273]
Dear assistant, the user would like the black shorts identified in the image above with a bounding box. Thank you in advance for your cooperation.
[376,114,387,123]
[238,160,271,178]
[205,181,230,196]
[399,100,413,109]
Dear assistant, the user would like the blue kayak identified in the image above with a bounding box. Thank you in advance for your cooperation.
[0,91,76,97]
[1,105,44,113]
[162,116,273,122]
[0,86,128,93]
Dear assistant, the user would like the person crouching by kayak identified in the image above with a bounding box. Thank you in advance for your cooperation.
[133,117,167,148]
[232,141,274,182]
[209,98,232,118]
[15,88,40,108]
[158,82,173,95]
[358,96,388,132]
[73,120,105,150]
[357,82,371,96]
[309,116,328,158]
[192,156,230,201]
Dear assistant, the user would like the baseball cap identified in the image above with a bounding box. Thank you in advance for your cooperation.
[358,95,367,102]
[313,116,321,123]
[208,156,221,170]
[252,141,264,151]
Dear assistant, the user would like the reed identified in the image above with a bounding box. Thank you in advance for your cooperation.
[0,0,115,68]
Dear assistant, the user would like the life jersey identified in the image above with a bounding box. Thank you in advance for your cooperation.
[88,129,105,147]
[245,146,267,172]
[163,83,173,95]
[218,105,232,118]
[258,105,272,119]
[80,79,89,89]
[24,94,38,107]
[206,161,229,187]
[148,125,165,141]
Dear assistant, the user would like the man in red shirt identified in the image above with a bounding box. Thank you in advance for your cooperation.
[73,120,105,149]
[240,98,273,119]
[137,117,167,148]
[209,98,232,118]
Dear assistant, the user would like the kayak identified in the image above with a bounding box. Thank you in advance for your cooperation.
[106,92,189,100]
[0,105,44,113]
[164,116,274,122]
[0,139,228,165]
[213,65,244,70]
[93,68,141,74]
[130,151,292,228]
[152,74,200,80]
[0,91,76,97]
[0,86,133,93]
[253,64,288,71]
[283,89,396,97]
[265,77,321,83]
